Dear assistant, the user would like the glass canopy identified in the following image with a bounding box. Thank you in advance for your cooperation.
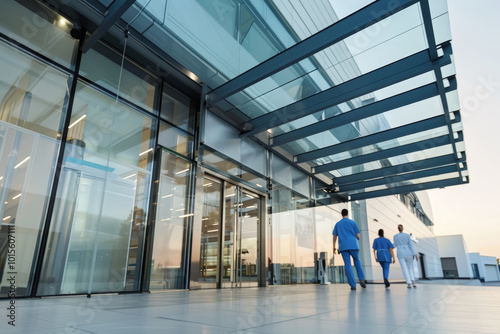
[86,0,468,201]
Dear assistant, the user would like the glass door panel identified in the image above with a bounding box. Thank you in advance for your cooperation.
[199,177,222,287]
[222,184,236,287]
[239,190,259,285]
[198,174,261,288]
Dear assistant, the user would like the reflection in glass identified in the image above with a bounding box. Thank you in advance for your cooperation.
[149,150,192,290]
[202,148,266,191]
[79,42,157,113]
[37,82,155,295]
[0,41,69,297]
[161,85,195,134]
[0,0,76,69]
[158,122,194,158]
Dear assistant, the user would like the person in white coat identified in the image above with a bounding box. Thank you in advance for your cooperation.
[393,224,418,288]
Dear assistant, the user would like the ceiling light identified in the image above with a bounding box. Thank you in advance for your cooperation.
[68,114,86,129]
[14,156,30,169]
[139,148,153,156]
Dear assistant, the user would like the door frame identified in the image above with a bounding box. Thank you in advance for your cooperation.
[189,168,267,289]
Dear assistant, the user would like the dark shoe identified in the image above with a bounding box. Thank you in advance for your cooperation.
[359,280,366,288]
[384,279,390,288]
[350,287,357,290]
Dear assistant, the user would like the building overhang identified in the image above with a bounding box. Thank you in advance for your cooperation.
[49,0,469,202]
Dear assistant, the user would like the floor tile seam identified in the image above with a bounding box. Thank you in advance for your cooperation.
[155,316,235,329]
[241,308,350,330]
[27,312,146,328]
[64,326,98,334]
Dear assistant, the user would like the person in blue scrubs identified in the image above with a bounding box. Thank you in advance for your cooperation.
[372,229,395,288]
[332,209,366,290]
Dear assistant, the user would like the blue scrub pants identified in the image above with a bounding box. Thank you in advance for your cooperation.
[341,250,365,288]
[379,261,390,280]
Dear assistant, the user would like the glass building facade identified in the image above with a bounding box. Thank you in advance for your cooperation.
[0,0,468,298]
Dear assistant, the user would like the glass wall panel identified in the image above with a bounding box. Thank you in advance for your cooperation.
[161,85,195,134]
[158,121,194,158]
[0,0,76,69]
[149,150,192,291]
[79,42,157,113]
[37,82,155,295]
[0,40,69,297]
[270,204,348,286]
[202,148,266,191]
[0,40,69,139]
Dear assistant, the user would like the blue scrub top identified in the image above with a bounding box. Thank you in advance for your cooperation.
[372,237,394,263]
[332,218,360,252]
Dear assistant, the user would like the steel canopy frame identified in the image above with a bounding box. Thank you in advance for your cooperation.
[349,177,468,201]
[200,0,468,201]
[313,132,463,174]
[295,113,460,163]
[240,47,452,137]
[206,0,419,107]
[334,152,466,186]
[270,82,450,147]
[338,164,465,193]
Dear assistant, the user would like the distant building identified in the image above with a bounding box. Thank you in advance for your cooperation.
[435,235,500,281]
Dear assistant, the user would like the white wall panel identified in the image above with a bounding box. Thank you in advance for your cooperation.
[361,195,443,282]
[436,235,473,278]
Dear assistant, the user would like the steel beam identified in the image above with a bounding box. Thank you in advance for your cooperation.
[81,0,136,52]
[334,152,466,185]
[271,83,439,147]
[206,0,419,107]
[349,176,468,201]
[295,114,457,163]
[339,164,461,193]
[313,132,462,174]
[242,47,452,137]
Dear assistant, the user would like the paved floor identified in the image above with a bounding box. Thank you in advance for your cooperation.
[1,281,500,333]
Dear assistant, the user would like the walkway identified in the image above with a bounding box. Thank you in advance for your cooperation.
[1,281,499,333]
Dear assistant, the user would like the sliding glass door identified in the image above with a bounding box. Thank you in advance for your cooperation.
[199,175,260,288]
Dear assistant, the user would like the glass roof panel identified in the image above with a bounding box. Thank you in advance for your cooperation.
[324,127,449,164]
[274,96,444,157]
[327,143,460,178]
[261,71,438,141]
[328,0,376,20]
[227,4,426,119]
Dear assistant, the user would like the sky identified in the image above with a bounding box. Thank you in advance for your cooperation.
[427,0,500,259]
